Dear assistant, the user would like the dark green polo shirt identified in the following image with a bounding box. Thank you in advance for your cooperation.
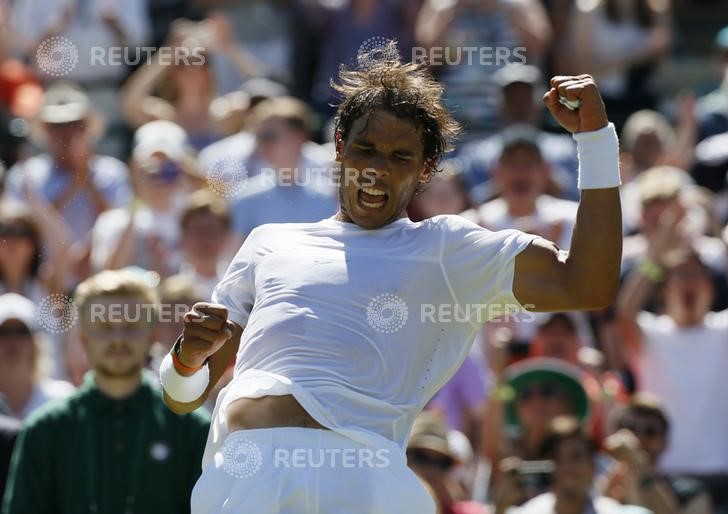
[2,370,210,514]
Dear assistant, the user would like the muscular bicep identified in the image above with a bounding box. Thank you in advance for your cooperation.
[512,237,574,311]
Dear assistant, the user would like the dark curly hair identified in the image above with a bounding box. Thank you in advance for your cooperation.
[331,41,461,183]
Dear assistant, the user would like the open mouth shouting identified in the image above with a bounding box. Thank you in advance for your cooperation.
[357,186,389,211]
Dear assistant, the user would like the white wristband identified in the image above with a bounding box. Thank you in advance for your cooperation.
[159,353,210,403]
[574,122,621,190]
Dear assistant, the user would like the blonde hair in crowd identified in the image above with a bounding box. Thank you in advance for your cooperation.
[74,270,160,326]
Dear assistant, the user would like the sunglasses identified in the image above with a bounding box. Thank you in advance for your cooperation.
[517,383,565,402]
[0,224,34,239]
[619,421,664,438]
[45,120,87,132]
[0,325,33,339]
[143,160,181,184]
[407,449,454,471]
[257,129,285,144]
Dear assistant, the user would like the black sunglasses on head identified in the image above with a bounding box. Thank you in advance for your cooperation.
[619,420,664,438]
[407,449,454,471]
[0,325,33,339]
[517,383,564,402]
[0,224,34,238]
[257,129,285,143]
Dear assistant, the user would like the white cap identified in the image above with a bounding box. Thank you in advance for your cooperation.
[0,293,39,332]
[132,120,192,162]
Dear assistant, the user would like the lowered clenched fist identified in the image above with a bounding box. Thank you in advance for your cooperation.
[178,302,234,371]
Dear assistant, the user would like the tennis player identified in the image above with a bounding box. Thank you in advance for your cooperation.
[160,51,622,513]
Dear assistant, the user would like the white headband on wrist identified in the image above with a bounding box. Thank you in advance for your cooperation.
[159,353,210,404]
[573,122,622,190]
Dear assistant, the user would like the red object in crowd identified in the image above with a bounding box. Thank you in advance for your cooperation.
[446,500,490,514]
[0,60,44,118]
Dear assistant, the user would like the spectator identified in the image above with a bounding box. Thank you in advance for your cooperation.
[621,166,726,277]
[619,109,698,232]
[691,130,728,196]
[199,0,294,90]
[1,270,210,514]
[177,189,233,300]
[453,64,578,202]
[9,0,151,157]
[305,0,420,117]
[222,97,337,238]
[408,411,488,514]
[696,25,728,141]
[568,0,671,130]
[428,353,487,448]
[416,0,552,135]
[603,393,712,514]
[481,357,590,480]
[239,77,290,110]
[499,416,651,513]
[620,105,696,182]
[3,82,131,245]
[146,0,205,49]
[408,166,472,222]
[120,16,265,150]
[196,80,293,181]
[0,293,75,420]
[0,399,19,501]
[621,111,676,180]
[460,127,577,252]
[89,120,201,276]
[0,204,53,302]
[616,246,728,510]
[529,313,626,442]
[530,314,590,364]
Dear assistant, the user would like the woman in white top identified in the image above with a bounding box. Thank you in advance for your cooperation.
[567,0,671,129]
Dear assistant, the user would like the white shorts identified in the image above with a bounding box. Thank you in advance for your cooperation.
[191,427,436,514]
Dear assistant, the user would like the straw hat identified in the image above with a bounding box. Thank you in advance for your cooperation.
[29,81,106,147]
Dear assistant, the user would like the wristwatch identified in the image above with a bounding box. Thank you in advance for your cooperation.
[172,336,209,369]
[639,472,657,490]
[172,335,184,358]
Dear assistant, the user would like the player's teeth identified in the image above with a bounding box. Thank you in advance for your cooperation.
[361,200,385,208]
[361,187,386,196]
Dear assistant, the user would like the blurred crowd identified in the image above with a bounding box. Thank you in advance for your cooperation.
[0,0,728,513]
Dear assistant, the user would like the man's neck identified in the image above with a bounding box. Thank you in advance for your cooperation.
[555,494,589,514]
[56,154,90,174]
[1,272,27,293]
[185,258,219,278]
[523,429,546,457]
[668,309,706,328]
[94,371,143,400]
[507,198,538,218]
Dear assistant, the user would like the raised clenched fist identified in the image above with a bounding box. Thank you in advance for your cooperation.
[543,75,608,134]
